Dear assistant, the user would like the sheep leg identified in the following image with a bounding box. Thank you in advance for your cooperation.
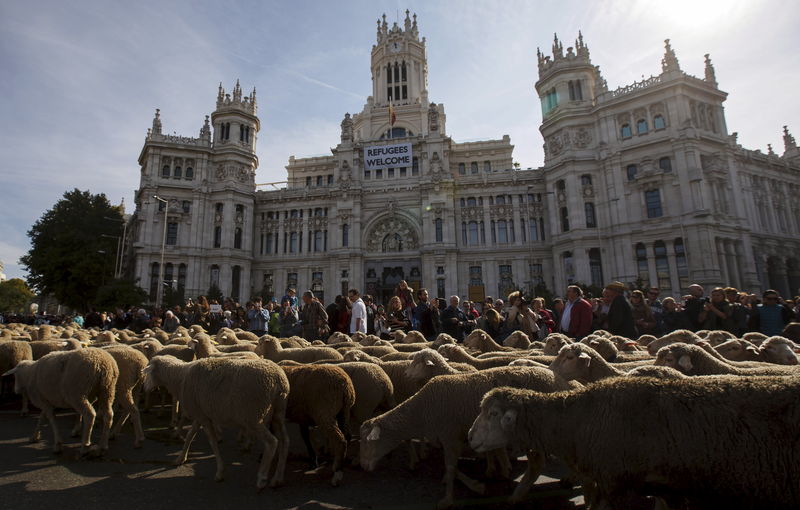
[175,420,199,466]
[111,389,144,448]
[75,398,97,456]
[254,424,278,491]
[318,421,347,487]
[96,395,114,453]
[21,391,29,417]
[29,412,45,443]
[70,414,82,438]
[200,421,225,482]
[42,406,64,454]
[269,405,289,488]
[509,450,545,504]
[299,425,319,467]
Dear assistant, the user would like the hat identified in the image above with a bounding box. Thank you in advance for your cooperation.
[605,281,626,293]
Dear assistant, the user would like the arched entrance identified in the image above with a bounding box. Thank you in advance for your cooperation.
[363,213,422,306]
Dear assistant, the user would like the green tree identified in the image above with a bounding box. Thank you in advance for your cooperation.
[20,189,123,312]
[0,278,35,313]
[94,278,148,312]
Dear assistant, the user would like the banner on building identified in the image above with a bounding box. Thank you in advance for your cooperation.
[364,142,412,171]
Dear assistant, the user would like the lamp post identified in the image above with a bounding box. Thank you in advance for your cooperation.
[153,195,168,310]
[97,250,108,285]
[104,215,129,278]
[99,234,120,278]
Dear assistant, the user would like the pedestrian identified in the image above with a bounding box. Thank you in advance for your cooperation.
[363,295,376,336]
[162,310,180,333]
[348,289,367,335]
[246,297,270,337]
[561,285,594,340]
[630,290,656,335]
[604,281,637,339]
[748,289,794,337]
[412,288,435,340]
[279,298,300,337]
[440,295,475,342]
[699,287,735,333]
[299,291,329,341]
[394,280,416,322]
[683,284,706,331]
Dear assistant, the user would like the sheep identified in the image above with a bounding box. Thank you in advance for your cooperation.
[587,337,653,363]
[463,329,511,353]
[714,338,762,362]
[391,330,407,342]
[502,330,532,349]
[143,356,290,489]
[400,330,427,344]
[781,322,800,343]
[154,343,195,362]
[654,343,800,376]
[757,336,799,365]
[704,329,737,346]
[391,342,433,353]
[4,349,118,455]
[280,364,355,486]
[358,334,382,346]
[101,345,148,448]
[280,336,311,349]
[405,349,477,385]
[379,351,412,361]
[437,344,534,370]
[549,343,654,383]
[607,335,644,352]
[469,376,800,510]
[256,335,343,364]
[129,340,164,360]
[635,334,657,347]
[358,345,397,357]
[543,334,572,355]
[360,366,575,508]
[431,333,457,348]
[188,333,257,359]
[0,340,33,414]
[646,329,701,355]
[327,331,351,344]
[350,331,367,343]
[333,362,395,434]
[29,339,83,360]
[624,365,688,379]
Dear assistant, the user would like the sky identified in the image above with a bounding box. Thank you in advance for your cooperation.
[1,0,798,282]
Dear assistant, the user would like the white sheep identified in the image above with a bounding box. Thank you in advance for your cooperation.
[256,335,343,363]
[4,349,118,455]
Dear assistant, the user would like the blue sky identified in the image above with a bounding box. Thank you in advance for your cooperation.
[1,0,798,281]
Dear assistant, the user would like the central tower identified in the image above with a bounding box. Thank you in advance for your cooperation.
[372,10,428,107]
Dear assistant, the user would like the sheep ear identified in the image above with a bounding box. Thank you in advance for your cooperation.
[589,340,599,346]
[60,341,68,346]
[425,359,435,366]
[500,409,517,428]
[678,355,693,371]
[2,367,17,376]
[746,346,760,355]
[366,426,381,441]
[578,352,591,367]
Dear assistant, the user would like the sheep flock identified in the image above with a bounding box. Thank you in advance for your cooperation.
[2,322,800,509]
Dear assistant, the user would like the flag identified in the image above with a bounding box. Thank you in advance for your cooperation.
[389,101,396,126]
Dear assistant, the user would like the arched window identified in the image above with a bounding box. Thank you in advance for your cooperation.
[185,167,194,179]
[435,218,443,243]
[495,196,506,205]
[636,119,648,134]
[585,202,597,228]
[620,124,632,138]
[149,262,160,301]
[213,226,221,248]
[470,162,478,174]
[636,242,649,283]
[627,164,638,181]
[653,115,666,130]
[314,230,323,252]
[589,248,603,287]
[161,165,170,178]
[560,207,570,232]
[289,232,298,253]
[497,220,508,244]
[458,163,466,175]
[580,174,592,186]
[342,224,349,247]
[234,228,242,249]
[173,166,181,179]
[468,221,479,245]
[467,197,477,206]
[654,241,671,291]
[658,157,672,172]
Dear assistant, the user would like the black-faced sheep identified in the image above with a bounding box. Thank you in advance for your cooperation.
[4,349,118,455]
[361,366,574,508]
[144,356,290,489]
[469,376,800,509]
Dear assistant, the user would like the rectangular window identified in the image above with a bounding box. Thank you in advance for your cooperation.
[376,169,383,178]
[305,176,311,186]
[166,222,178,245]
[328,174,334,185]
[458,163,466,175]
[400,167,407,177]
[412,157,419,176]
[316,175,323,186]
[436,278,445,299]
[182,200,190,213]
[364,170,370,180]
[388,168,395,178]
[645,190,663,218]
[435,218,443,243]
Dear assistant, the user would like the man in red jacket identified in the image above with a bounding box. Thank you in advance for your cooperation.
[560,285,594,340]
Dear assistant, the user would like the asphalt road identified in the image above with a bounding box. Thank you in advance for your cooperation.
[0,395,586,510]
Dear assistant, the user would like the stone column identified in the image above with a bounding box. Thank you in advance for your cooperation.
[723,240,739,289]
[646,243,658,288]
[666,240,680,297]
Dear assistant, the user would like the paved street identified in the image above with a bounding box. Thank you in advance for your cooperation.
[0,396,584,510]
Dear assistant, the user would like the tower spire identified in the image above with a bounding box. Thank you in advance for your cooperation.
[151,108,162,135]
[552,33,563,59]
[784,125,797,153]
[661,39,681,74]
[704,53,717,86]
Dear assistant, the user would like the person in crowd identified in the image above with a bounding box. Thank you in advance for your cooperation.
[84,308,103,329]
[282,288,298,311]
[683,284,706,331]
[325,297,340,334]
[440,295,475,342]
[748,289,794,337]
[646,287,664,335]
[477,307,503,339]
[375,305,392,339]
[386,296,411,332]
[72,313,84,328]
[430,298,444,337]
[531,297,555,339]
[394,280,416,322]
[299,291,328,341]
[698,287,735,332]
[333,295,351,334]
[130,308,150,334]
[279,298,300,337]
[465,301,480,319]
[630,290,656,336]
[348,289,367,335]
[246,297,270,337]
[604,281,637,339]
[561,285,594,340]
[505,295,540,338]
[551,298,565,331]
[363,294,376,336]
[173,305,188,326]
[591,293,610,331]
[660,297,691,333]
[483,296,494,311]
[220,310,234,330]
[162,310,180,333]
[413,288,436,340]
[724,287,749,336]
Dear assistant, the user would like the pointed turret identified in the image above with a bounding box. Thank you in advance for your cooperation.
[661,39,681,74]
[151,108,162,135]
[783,126,797,153]
[200,115,211,142]
[552,33,564,59]
[704,54,717,86]
[404,9,411,31]
[233,79,242,102]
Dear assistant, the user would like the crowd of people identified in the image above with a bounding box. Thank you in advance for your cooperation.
[4,280,799,343]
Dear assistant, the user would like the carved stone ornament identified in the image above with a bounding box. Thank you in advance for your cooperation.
[340,113,353,143]
[215,164,254,183]
[428,102,439,132]
[461,206,483,221]
[573,127,592,148]
[366,216,419,253]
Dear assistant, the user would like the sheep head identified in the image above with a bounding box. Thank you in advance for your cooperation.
[405,349,448,381]
[550,344,595,382]
[437,343,466,361]
[503,331,531,349]
[2,359,34,394]
[463,329,489,350]
[468,388,519,453]
[543,334,570,355]
[654,344,697,374]
[715,339,760,362]
[360,419,402,472]
[588,338,618,362]
[759,337,799,365]
[430,333,456,348]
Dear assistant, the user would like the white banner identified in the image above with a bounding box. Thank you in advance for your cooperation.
[364,142,412,171]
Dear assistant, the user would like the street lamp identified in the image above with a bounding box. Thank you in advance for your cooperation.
[153,195,169,310]
[97,250,109,285]
[104,215,129,279]
[99,234,121,278]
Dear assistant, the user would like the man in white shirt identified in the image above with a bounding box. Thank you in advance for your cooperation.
[348,288,367,334]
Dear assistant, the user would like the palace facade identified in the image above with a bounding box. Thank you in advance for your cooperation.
[129,12,800,305]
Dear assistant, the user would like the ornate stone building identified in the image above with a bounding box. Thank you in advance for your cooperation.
[129,13,800,305]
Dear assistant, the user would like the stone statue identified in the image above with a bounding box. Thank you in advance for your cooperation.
[428,103,439,132]
[340,113,353,143]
